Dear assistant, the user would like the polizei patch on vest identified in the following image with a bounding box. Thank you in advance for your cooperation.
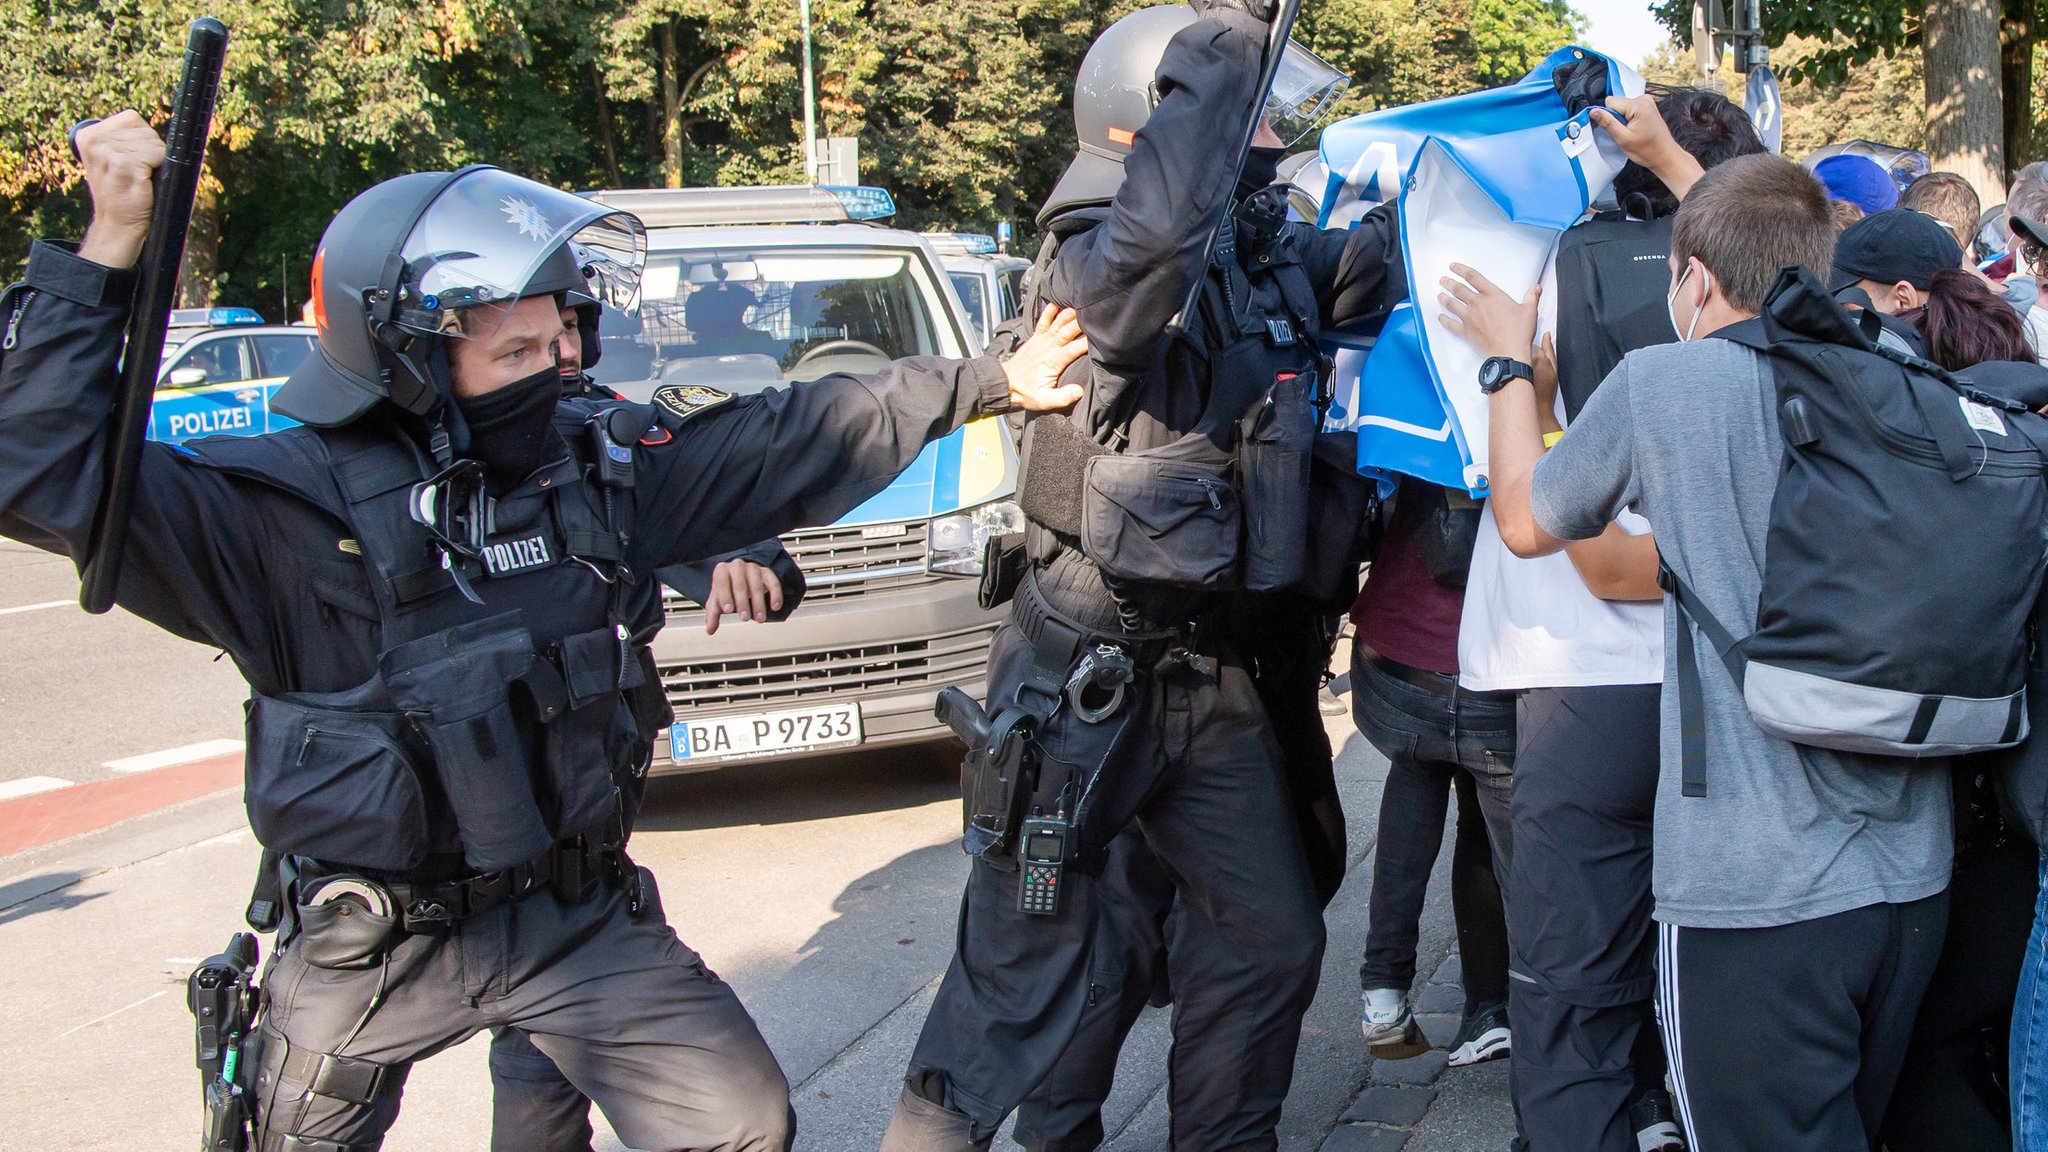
[481,533,555,576]
[651,384,735,427]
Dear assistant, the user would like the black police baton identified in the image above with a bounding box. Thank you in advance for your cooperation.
[1166,0,1304,336]
[76,17,230,615]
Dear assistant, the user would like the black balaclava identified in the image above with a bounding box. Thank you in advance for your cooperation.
[455,363,562,493]
[1238,145,1285,201]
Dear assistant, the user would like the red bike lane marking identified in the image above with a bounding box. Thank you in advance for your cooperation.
[0,753,242,859]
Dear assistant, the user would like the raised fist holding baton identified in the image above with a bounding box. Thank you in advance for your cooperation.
[73,17,228,615]
[74,113,168,271]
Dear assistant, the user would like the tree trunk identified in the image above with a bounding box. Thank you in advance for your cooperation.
[660,20,683,188]
[177,161,221,309]
[2003,0,2035,172]
[591,61,623,188]
[1922,0,2008,202]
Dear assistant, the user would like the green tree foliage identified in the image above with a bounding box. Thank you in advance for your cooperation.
[1298,0,1581,118]
[1640,37,1929,159]
[1648,0,2015,197]
[1,0,1591,310]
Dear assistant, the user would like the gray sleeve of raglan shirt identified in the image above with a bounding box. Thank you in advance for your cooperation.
[1529,359,1638,542]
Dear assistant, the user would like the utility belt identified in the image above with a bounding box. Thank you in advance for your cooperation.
[304,819,637,936]
[1012,567,1203,718]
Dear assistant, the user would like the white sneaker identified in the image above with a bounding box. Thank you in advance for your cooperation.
[1445,1000,1511,1067]
[1361,987,1430,1060]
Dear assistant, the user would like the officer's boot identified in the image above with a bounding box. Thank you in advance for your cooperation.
[878,1083,989,1152]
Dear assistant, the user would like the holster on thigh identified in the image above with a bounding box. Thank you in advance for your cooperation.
[252,1019,397,1152]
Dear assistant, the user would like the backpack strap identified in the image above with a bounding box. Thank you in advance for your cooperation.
[1657,558,1749,799]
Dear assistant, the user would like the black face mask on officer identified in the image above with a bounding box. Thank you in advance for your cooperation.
[1238,145,1285,202]
[455,363,562,493]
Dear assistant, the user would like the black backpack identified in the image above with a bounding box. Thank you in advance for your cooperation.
[1663,265,2048,797]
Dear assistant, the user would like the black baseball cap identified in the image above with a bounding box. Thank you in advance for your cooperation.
[1828,208,1966,294]
[2010,214,2048,255]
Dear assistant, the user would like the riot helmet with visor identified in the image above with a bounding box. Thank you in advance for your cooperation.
[273,166,644,427]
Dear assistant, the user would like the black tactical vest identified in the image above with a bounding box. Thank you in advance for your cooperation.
[1015,210,1324,599]
[179,403,671,880]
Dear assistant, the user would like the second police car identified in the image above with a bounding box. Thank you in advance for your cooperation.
[151,308,316,443]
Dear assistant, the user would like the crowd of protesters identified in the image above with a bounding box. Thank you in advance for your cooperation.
[1347,86,2048,1152]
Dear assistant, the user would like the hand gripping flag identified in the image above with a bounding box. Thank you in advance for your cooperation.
[1313,46,1644,496]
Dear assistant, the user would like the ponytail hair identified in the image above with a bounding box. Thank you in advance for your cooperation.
[1909,267,2034,372]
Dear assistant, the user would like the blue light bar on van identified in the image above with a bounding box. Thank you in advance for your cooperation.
[922,232,999,256]
[169,306,265,328]
[822,185,897,220]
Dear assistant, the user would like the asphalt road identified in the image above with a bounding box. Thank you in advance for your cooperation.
[0,536,245,786]
[0,564,1511,1149]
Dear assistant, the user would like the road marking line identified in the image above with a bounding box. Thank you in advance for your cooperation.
[103,739,246,775]
[58,989,170,1039]
[0,777,72,802]
[0,599,74,616]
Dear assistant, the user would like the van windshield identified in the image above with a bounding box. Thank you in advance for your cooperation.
[590,247,945,397]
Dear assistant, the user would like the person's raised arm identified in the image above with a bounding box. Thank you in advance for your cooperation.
[1565,525,1663,600]
[1043,8,1271,377]
[0,113,274,655]
[1437,263,1569,557]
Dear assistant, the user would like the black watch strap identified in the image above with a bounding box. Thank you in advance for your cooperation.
[1479,356,1535,395]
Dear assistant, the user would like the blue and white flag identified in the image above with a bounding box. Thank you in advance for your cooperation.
[1314,46,1643,495]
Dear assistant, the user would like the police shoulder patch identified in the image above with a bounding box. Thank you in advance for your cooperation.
[650,384,735,428]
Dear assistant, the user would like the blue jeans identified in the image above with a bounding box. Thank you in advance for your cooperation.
[1351,645,1516,1008]
[2013,855,2048,1149]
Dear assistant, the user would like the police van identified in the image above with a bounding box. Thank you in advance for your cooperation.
[581,184,1022,771]
[150,311,316,443]
[924,232,1031,351]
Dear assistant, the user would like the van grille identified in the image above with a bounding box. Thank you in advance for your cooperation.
[657,621,999,711]
[662,519,943,612]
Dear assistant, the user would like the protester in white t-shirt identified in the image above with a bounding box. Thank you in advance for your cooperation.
[1453,87,1756,1152]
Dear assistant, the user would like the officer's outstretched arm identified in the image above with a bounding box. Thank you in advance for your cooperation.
[1042,11,1269,377]
[0,119,273,654]
[631,311,1086,568]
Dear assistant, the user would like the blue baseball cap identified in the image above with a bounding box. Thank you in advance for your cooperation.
[1814,155,1901,215]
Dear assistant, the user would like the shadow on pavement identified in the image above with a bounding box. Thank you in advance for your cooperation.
[636,742,962,833]
[0,870,101,925]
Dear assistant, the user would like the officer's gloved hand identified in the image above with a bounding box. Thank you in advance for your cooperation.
[1188,0,1281,21]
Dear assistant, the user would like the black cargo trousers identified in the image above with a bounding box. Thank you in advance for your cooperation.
[1010,607,1347,1152]
[882,611,1327,1152]
[249,867,793,1152]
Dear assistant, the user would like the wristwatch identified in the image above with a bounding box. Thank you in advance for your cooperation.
[1478,356,1535,395]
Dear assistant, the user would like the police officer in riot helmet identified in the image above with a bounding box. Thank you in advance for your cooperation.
[883,2,1403,1148]
[5,111,1089,1152]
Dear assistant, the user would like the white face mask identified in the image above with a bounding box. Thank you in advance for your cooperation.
[1667,263,1710,342]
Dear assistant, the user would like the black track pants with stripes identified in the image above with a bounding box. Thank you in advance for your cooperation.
[1656,894,1946,1150]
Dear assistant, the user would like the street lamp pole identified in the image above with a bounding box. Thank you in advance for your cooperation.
[801,0,818,183]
